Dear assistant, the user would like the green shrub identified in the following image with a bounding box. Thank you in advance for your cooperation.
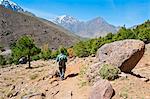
[40,49,51,60]
[51,50,59,59]
[32,54,41,61]
[99,64,121,80]
[6,57,13,64]
[73,41,90,57]
[0,55,6,66]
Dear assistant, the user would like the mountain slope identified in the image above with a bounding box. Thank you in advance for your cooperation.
[53,15,118,38]
[0,6,80,49]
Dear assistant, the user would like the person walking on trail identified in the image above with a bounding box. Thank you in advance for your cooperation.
[56,50,67,80]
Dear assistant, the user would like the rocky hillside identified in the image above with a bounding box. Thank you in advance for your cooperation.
[0,43,150,99]
[0,6,80,49]
[53,15,118,38]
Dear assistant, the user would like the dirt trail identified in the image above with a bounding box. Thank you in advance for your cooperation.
[51,59,90,99]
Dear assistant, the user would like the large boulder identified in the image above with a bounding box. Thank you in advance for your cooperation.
[86,39,145,83]
[89,80,114,99]
[97,39,145,72]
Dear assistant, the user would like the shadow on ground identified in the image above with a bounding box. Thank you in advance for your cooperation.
[65,73,79,79]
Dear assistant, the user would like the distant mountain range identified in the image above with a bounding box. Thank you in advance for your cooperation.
[0,0,119,39]
[53,15,119,38]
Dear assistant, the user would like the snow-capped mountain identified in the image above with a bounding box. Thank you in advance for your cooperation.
[53,15,118,38]
[53,15,80,24]
[0,0,23,12]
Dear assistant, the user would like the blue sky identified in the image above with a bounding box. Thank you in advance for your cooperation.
[13,0,150,27]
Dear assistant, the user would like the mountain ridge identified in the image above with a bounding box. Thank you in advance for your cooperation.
[53,15,118,38]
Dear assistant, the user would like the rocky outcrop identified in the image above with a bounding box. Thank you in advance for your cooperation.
[87,39,145,83]
[89,80,114,99]
[97,39,145,72]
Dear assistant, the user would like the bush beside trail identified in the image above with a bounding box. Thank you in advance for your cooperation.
[99,64,121,81]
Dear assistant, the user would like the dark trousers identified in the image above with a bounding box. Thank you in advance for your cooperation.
[59,66,66,79]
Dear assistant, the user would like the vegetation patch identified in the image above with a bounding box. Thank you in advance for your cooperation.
[0,55,6,66]
[99,64,121,80]
[119,87,129,99]
[30,74,39,80]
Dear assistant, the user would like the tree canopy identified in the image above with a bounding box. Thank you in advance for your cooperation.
[11,35,41,68]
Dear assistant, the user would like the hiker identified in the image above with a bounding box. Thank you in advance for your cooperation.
[56,50,67,80]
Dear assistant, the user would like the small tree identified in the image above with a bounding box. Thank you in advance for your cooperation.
[12,36,40,68]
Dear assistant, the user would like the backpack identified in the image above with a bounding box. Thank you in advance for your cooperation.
[57,54,67,67]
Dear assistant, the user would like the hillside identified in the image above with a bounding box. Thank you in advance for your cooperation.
[53,15,118,38]
[0,6,80,49]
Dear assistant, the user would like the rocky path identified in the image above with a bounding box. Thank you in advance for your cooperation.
[43,57,92,99]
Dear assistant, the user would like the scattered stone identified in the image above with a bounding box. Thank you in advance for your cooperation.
[89,80,114,99]
[52,91,59,97]
[45,89,48,92]
[22,93,46,99]
[6,85,19,98]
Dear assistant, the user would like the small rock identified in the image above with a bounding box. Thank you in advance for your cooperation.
[22,93,45,99]
[89,80,114,99]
